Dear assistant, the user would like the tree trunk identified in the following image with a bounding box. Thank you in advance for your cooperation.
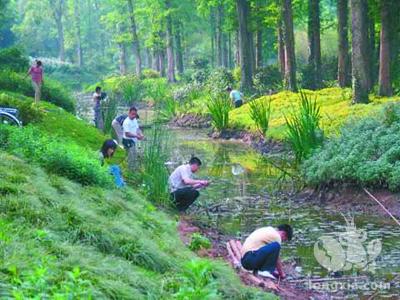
[337,0,350,87]
[235,29,240,67]
[256,29,263,69]
[165,0,176,82]
[307,0,322,90]
[127,0,142,76]
[146,47,152,69]
[159,49,166,77]
[153,49,159,71]
[119,43,127,75]
[210,9,216,68]
[378,0,392,96]
[368,13,375,89]
[175,21,184,75]
[216,4,223,67]
[52,0,65,61]
[278,18,285,78]
[350,0,370,103]
[236,0,253,91]
[281,0,297,91]
[73,0,83,67]
[228,32,233,69]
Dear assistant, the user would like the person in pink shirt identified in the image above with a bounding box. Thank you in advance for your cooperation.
[27,60,44,104]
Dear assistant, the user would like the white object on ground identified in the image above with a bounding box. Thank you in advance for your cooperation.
[257,270,276,280]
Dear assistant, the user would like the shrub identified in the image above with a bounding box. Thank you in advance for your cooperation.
[206,68,235,95]
[0,47,29,72]
[303,105,400,192]
[0,70,75,112]
[142,68,161,79]
[142,78,171,103]
[248,97,272,137]
[285,90,323,163]
[253,65,282,95]
[207,94,232,131]
[188,233,212,251]
[191,69,209,85]
[0,125,112,187]
[117,75,144,104]
[0,92,44,124]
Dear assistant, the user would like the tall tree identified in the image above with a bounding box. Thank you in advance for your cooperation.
[281,0,297,91]
[73,0,83,67]
[165,0,176,82]
[127,0,142,76]
[236,0,253,91]
[175,21,184,75]
[50,0,66,61]
[350,0,370,103]
[277,18,285,78]
[337,0,350,87]
[378,0,393,96]
[307,0,321,89]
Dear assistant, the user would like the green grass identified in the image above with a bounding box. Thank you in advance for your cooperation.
[0,151,275,299]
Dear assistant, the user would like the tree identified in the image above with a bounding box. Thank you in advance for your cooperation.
[350,0,370,103]
[127,0,142,76]
[337,0,350,87]
[50,0,66,61]
[281,0,297,91]
[236,0,253,91]
[73,0,83,67]
[307,0,321,89]
[175,21,184,75]
[378,0,393,96]
[165,0,176,82]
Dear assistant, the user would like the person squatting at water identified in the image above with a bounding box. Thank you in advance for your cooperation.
[241,224,293,280]
[99,139,125,188]
[226,86,243,108]
[111,113,128,145]
[122,106,144,171]
[169,157,210,211]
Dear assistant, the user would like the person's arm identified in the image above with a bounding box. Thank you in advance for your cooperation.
[26,67,32,78]
[276,257,286,279]
[182,177,209,187]
[125,131,138,138]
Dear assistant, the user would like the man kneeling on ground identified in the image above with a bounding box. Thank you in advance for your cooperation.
[241,224,293,280]
[169,157,209,211]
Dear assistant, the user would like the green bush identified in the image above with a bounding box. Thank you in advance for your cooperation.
[142,68,161,79]
[248,97,272,137]
[285,90,323,163]
[0,70,75,112]
[253,65,282,95]
[188,233,212,251]
[206,68,235,95]
[207,94,232,131]
[0,125,112,187]
[0,92,44,124]
[303,106,400,191]
[0,47,29,72]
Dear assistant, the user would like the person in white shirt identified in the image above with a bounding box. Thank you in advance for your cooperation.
[226,86,243,108]
[169,157,209,211]
[122,106,144,170]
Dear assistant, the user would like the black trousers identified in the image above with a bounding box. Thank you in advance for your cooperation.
[171,187,200,211]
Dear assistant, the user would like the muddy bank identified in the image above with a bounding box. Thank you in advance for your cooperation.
[178,217,331,300]
[297,185,400,219]
[171,113,211,128]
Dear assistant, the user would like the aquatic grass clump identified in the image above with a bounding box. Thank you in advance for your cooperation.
[285,90,323,163]
[142,121,171,205]
[248,97,272,137]
[207,94,232,131]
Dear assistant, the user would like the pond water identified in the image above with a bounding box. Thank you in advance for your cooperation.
[168,128,400,298]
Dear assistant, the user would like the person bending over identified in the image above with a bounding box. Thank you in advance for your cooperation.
[226,86,243,108]
[169,157,209,211]
[111,114,127,145]
[122,106,144,171]
[99,139,125,188]
[241,224,293,280]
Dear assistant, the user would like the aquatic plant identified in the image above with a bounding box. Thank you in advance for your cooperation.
[207,94,232,131]
[285,90,323,163]
[248,97,272,137]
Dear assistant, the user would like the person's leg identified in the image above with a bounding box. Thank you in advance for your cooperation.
[252,242,281,272]
[37,82,41,103]
[111,121,123,144]
[32,81,39,104]
[171,187,200,211]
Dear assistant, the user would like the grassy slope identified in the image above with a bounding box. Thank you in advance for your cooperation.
[230,87,400,140]
[0,92,274,299]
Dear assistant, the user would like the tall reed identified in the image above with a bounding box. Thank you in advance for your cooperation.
[101,94,118,135]
[207,94,232,131]
[248,98,272,137]
[142,121,171,205]
[285,90,323,163]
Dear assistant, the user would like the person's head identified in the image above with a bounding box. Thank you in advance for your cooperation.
[277,224,293,242]
[95,86,102,93]
[189,156,202,173]
[226,86,232,92]
[101,139,117,158]
[128,106,138,119]
[36,60,42,67]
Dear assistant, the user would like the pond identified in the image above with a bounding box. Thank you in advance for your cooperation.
[168,127,400,298]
